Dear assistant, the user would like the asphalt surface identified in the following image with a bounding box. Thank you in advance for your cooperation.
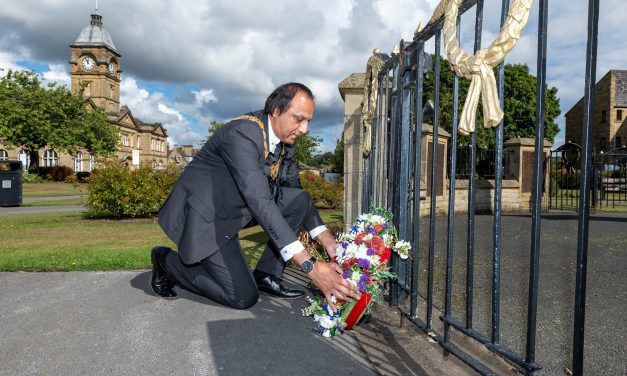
[409,210,627,376]
[1,202,624,375]
[0,268,479,376]
[0,204,85,216]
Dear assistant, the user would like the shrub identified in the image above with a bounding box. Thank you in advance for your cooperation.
[38,166,74,181]
[86,161,180,218]
[300,171,343,209]
[22,172,44,183]
[75,171,91,183]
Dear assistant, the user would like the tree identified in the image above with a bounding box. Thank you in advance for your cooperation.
[294,133,322,166]
[422,61,561,147]
[0,69,118,171]
[198,120,225,147]
[332,137,344,174]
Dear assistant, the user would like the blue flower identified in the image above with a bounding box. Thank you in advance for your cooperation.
[342,269,352,279]
[366,248,376,256]
[357,258,370,269]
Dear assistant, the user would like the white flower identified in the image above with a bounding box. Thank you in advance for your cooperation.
[319,315,336,329]
[323,330,331,337]
[394,240,411,259]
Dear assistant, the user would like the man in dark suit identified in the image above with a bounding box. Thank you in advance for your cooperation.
[151,82,359,310]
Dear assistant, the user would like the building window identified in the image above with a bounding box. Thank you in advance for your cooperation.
[121,133,130,147]
[43,150,58,167]
[18,150,30,170]
[617,110,623,121]
[74,152,83,172]
[89,154,96,171]
[617,136,623,148]
[136,135,141,148]
[601,111,607,123]
[0,149,8,160]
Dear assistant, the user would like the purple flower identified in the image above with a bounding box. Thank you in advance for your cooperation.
[359,274,370,285]
[357,258,370,269]
[357,281,366,292]
[383,223,390,229]
[341,241,348,248]
[342,269,352,279]
[366,248,376,256]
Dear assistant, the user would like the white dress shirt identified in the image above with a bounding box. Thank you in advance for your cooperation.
[267,116,327,261]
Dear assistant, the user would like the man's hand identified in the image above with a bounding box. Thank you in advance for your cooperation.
[308,261,361,311]
[315,230,339,259]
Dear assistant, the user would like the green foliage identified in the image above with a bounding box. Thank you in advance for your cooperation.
[22,172,44,183]
[422,61,561,147]
[0,69,118,171]
[332,137,344,173]
[300,171,343,209]
[86,161,180,218]
[294,133,322,166]
[198,120,226,146]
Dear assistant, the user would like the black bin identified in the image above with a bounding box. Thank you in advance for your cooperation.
[0,160,23,207]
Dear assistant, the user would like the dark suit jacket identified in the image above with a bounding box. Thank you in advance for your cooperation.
[158,110,304,264]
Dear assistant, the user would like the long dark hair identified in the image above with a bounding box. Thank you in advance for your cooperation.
[264,82,314,115]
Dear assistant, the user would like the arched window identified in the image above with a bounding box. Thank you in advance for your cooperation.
[43,150,58,167]
[18,150,31,170]
[74,152,83,172]
[0,149,8,160]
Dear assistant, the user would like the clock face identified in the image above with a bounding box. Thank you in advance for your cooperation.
[108,62,115,74]
[81,56,95,70]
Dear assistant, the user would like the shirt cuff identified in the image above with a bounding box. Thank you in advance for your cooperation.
[279,240,305,262]
[309,225,328,239]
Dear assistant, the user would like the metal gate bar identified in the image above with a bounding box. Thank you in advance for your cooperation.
[525,0,549,373]
[573,0,599,374]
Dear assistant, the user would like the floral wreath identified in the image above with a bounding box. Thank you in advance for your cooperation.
[442,0,533,134]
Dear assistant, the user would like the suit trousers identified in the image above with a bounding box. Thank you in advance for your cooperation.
[163,187,321,309]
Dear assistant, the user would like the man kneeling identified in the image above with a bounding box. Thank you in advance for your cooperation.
[151,82,359,310]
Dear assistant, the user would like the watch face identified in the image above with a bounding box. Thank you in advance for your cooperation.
[108,62,115,74]
[81,56,95,70]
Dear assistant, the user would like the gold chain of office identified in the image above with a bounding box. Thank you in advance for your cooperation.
[235,115,285,180]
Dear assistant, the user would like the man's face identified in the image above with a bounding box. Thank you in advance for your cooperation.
[270,92,315,145]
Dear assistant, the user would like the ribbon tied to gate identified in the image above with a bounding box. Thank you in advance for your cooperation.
[442,0,533,134]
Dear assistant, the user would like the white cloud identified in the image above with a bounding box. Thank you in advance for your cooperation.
[120,77,203,147]
[41,63,70,87]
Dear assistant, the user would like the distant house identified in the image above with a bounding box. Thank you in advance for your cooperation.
[565,69,627,151]
[168,144,198,170]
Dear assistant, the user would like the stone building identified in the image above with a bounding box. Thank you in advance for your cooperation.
[565,69,627,151]
[0,11,168,171]
[167,144,197,170]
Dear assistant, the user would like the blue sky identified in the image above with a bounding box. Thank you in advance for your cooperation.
[1,0,625,152]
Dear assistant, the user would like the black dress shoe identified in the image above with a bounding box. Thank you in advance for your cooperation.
[254,272,304,299]
[150,246,177,298]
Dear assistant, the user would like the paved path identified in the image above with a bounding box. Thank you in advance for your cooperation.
[22,195,86,203]
[0,269,475,376]
[0,204,85,216]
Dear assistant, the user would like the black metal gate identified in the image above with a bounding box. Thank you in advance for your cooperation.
[362,0,600,375]
[550,144,627,211]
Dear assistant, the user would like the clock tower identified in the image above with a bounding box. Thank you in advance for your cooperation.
[69,11,121,114]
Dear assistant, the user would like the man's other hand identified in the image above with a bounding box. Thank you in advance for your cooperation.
[308,261,361,311]
[316,230,339,259]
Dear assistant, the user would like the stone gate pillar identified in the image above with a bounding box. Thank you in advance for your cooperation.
[504,137,553,211]
[338,73,366,228]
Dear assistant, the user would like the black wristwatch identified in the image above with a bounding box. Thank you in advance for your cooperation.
[300,256,317,273]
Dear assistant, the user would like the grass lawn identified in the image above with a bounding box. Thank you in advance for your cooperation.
[0,209,343,272]
[23,181,87,198]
